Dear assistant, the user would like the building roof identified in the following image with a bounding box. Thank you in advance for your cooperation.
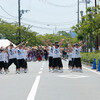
[0,39,16,48]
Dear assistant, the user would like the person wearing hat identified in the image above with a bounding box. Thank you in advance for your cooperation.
[42,40,54,72]
[67,41,87,72]
[6,42,24,74]
[16,42,29,73]
[66,41,76,71]
[74,41,87,72]
[47,39,65,73]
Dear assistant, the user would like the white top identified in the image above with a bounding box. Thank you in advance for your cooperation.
[48,46,53,57]
[67,53,72,61]
[0,52,4,62]
[74,47,82,58]
[8,48,16,59]
[23,50,27,60]
[53,46,61,58]
[15,49,18,59]
[72,48,76,58]
[17,49,24,60]
[4,52,8,63]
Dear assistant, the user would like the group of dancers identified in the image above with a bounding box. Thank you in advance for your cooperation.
[0,42,31,74]
[0,39,87,74]
[43,39,87,73]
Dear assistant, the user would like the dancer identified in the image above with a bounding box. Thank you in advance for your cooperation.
[46,39,65,73]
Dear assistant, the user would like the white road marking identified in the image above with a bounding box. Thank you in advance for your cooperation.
[27,76,40,100]
[83,66,100,75]
[57,74,89,79]
[40,68,43,70]
[41,62,45,68]
[27,62,45,100]
[38,71,42,74]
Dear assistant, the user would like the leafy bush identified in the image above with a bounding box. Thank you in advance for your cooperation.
[81,52,100,65]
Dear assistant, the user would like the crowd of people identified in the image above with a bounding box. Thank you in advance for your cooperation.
[0,39,87,75]
[0,41,49,75]
[43,39,87,73]
[27,46,48,61]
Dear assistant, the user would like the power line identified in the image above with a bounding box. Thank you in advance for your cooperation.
[40,0,76,8]
[0,14,76,27]
[0,15,17,20]
[0,5,17,18]
[0,14,73,30]
[0,5,76,26]
[0,16,71,31]
[22,22,54,30]
[22,22,71,30]
[22,17,76,26]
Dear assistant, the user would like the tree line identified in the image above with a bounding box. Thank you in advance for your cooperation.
[72,5,100,52]
[0,18,72,47]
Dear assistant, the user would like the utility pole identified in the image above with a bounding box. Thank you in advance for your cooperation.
[85,0,88,52]
[95,0,97,7]
[85,0,87,13]
[95,0,99,50]
[18,0,21,43]
[77,0,80,24]
[18,0,30,43]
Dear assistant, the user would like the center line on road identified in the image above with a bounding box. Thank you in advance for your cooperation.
[40,68,43,70]
[41,62,45,68]
[38,71,42,74]
[27,75,40,100]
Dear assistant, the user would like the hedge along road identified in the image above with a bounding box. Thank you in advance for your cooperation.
[0,60,100,100]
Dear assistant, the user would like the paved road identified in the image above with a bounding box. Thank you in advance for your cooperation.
[0,60,100,100]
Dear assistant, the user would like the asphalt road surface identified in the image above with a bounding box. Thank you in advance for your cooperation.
[0,60,100,100]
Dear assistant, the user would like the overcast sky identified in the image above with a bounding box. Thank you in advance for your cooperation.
[0,0,98,34]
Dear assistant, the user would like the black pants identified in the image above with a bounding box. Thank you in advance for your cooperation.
[4,63,8,69]
[18,59,26,68]
[24,59,27,68]
[49,57,53,67]
[0,61,4,69]
[74,58,82,68]
[72,58,82,67]
[45,54,48,61]
[53,58,63,68]
[7,58,19,69]
[72,58,75,67]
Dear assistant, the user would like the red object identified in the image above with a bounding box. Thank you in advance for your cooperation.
[37,57,41,61]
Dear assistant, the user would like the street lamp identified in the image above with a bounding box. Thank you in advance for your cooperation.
[77,0,91,24]
[80,10,84,17]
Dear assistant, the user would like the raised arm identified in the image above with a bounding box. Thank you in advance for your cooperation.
[27,47,34,53]
[23,41,28,49]
[59,39,65,48]
[79,41,82,46]
[42,40,48,47]
[67,40,75,48]
[69,40,73,46]
[65,48,70,53]
[15,42,24,49]
[81,41,87,48]
[46,40,53,47]
[6,45,10,50]
[67,42,73,51]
